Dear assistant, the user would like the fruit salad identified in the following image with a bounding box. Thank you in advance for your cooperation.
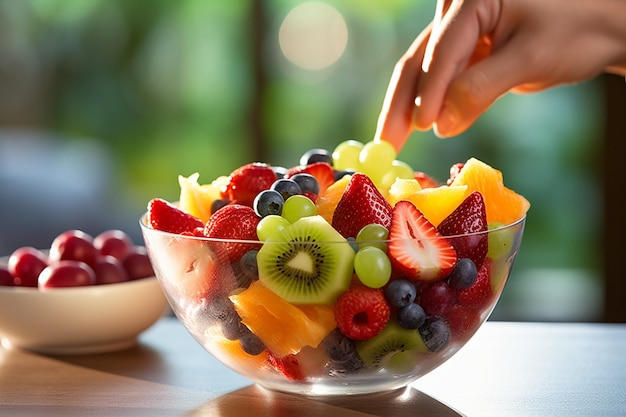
[141,139,529,394]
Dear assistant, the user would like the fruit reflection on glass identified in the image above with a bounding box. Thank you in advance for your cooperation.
[140,139,529,395]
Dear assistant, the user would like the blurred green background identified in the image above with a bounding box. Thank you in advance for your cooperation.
[0,0,604,321]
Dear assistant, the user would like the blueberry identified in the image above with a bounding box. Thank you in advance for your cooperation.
[253,189,284,217]
[290,173,319,195]
[447,258,478,289]
[270,178,302,200]
[239,327,266,355]
[397,303,426,329]
[205,297,244,340]
[347,237,359,253]
[322,329,356,361]
[272,165,288,179]
[384,279,417,307]
[334,169,355,182]
[211,199,230,214]
[239,250,259,281]
[300,148,332,166]
[322,329,364,374]
[419,317,451,352]
[328,354,365,375]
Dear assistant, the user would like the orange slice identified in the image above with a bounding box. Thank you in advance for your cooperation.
[388,178,469,227]
[230,281,336,357]
[450,158,530,225]
[315,174,352,224]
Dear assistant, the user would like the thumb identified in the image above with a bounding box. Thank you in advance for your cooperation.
[433,40,537,137]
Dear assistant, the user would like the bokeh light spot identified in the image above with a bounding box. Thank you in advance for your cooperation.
[278,2,348,71]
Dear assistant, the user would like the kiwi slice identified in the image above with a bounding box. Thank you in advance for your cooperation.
[356,322,428,371]
[257,215,355,305]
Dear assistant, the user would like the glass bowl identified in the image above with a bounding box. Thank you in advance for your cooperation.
[140,214,525,396]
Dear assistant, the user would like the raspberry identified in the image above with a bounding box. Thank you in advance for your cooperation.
[334,285,390,341]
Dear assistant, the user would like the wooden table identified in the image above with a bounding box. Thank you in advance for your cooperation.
[2,318,625,416]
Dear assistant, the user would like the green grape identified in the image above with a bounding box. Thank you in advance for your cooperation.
[354,246,392,289]
[487,222,515,260]
[332,140,363,171]
[356,224,389,251]
[281,195,318,223]
[381,159,415,191]
[256,215,290,241]
[358,140,397,187]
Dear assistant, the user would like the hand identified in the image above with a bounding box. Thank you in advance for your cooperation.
[376,0,626,151]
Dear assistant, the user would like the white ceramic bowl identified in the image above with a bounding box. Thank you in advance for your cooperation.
[0,258,169,355]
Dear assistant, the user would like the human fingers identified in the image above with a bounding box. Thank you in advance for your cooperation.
[413,0,504,132]
[433,32,545,137]
[374,24,432,153]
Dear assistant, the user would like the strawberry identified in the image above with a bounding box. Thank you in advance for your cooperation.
[447,162,464,185]
[414,171,440,189]
[331,173,393,239]
[221,163,277,207]
[437,191,488,268]
[203,204,261,262]
[334,285,390,341]
[445,303,480,338]
[285,162,335,194]
[266,353,304,382]
[147,198,204,234]
[456,259,493,309]
[387,200,457,282]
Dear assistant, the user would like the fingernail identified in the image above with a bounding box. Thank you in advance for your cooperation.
[434,104,458,138]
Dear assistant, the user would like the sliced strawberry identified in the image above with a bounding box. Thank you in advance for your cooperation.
[456,258,493,309]
[437,191,488,268]
[331,173,393,239]
[387,200,457,282]
[221,162,278,207]
[147,198,203,234]
[414,171,440,189]
[204,204,261,262]
[285,162,335,194]
[266,353,305,382]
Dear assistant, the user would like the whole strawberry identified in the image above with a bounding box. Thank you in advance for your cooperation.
[331,173,393,239]
[221,163,278,207]
[438,191,488,269]
[204,204,261,262]
[147,198,204,234]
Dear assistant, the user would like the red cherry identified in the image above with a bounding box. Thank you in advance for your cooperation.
[49,230,98,266]
[122,247,154,280]
[0,266,15,286]
[38,260,97,289]
[94,230,134,260]
[92,255,129,285]
[8,246,48,287]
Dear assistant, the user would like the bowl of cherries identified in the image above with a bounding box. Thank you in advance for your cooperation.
[0,229,169,355]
